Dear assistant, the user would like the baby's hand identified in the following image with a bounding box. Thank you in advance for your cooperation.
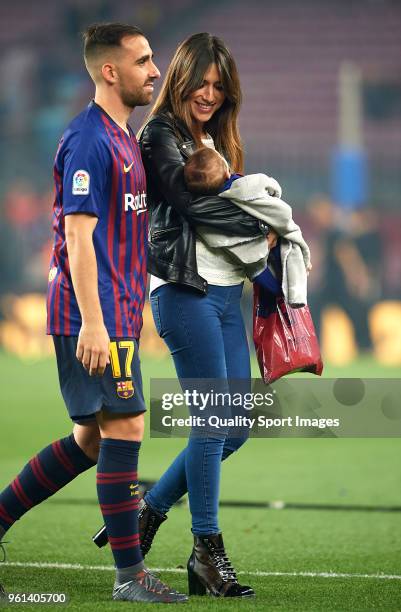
[306,262,312,275]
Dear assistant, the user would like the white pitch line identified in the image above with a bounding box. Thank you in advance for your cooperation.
[3,561,401,581]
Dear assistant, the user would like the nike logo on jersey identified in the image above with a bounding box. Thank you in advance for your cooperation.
[123,162,134,173]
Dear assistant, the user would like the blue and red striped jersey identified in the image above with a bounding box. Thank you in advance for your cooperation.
[47,101,148,339]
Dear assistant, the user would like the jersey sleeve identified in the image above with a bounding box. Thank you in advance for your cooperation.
[62,131,109,217]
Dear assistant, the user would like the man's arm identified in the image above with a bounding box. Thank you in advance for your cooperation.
[65,214,110,376]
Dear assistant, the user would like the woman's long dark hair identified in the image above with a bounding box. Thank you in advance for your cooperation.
[146,32,244,173]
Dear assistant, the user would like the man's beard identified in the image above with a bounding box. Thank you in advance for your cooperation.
[120,84,153,109]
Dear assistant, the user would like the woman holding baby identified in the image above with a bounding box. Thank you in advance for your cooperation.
[138,32,279,597]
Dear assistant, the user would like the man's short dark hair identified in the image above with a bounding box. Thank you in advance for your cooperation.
[83,22,144,63]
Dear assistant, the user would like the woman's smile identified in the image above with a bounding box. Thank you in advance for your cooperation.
[188,63,225,126]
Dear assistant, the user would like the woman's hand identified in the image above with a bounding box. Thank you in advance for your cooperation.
[267,229,278,249]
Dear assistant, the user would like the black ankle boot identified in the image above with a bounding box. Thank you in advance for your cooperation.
[187,533,254,597]
[92,499,167,557]
[139,501,168,557]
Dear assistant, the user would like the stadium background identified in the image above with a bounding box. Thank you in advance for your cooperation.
[1,0,401,609]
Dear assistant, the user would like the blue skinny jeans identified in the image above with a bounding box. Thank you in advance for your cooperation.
[148,282,251,535]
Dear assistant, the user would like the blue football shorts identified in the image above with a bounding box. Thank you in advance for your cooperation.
[53,336,146,423]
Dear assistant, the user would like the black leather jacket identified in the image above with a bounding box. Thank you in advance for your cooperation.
[139,112,268,293]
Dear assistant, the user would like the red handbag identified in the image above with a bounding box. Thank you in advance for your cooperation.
[253,283,323,384]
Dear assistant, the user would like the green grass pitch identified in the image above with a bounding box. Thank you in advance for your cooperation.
[1,351,401,610]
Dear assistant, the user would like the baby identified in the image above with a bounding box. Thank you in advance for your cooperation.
[183,147,311,306]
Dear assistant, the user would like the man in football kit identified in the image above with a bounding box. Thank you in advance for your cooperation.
[0,23,187,604]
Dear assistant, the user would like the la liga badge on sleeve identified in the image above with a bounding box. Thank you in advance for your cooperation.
[72,169,90,195]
